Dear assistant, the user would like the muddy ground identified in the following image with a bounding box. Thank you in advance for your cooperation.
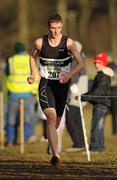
[0,112,117,179]
[0,156,117,180]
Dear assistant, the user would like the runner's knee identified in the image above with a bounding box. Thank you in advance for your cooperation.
[46,113,56,126]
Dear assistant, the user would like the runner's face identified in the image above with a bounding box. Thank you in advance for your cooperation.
[49,22,63,38]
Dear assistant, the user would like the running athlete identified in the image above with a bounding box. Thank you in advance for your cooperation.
[27,12,84,167]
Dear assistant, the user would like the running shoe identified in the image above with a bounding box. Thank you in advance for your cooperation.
[66,147,85,152]
[51,155,60,168]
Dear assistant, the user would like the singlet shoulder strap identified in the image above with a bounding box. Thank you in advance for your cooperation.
[41,35,48,48]
[62,35,67,40]
[60,35,68,46]
[43,35,48,41]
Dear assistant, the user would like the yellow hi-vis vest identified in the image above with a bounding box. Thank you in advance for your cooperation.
[30,66,40,96]
[6,54,33,93]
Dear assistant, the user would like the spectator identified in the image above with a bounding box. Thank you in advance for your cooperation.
[28,66,39,143]
[65,41,88,152]
[5,42,36,146]
[80,52,114,152]
[108,54,117,135]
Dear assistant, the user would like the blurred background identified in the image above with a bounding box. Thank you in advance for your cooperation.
[0,0,117,61]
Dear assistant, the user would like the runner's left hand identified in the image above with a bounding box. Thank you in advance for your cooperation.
[59,72,70,84]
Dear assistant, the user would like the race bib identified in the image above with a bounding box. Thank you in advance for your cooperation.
[47,66,61,79]
[40,65,61,80]
[39,57,71,80]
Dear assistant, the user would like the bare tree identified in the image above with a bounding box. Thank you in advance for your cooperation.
[78,0,95,50]
[67,10,78,40]
[18,0,29,47]
[57,0,68,35]
[108,0,117,62]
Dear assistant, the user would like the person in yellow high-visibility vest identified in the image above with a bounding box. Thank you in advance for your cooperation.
[28,66,39,143]
[5,42,36,146]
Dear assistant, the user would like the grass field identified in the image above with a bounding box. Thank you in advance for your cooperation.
[0,104,117,179]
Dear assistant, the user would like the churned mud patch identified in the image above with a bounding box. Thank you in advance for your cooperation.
[0,156,117,180]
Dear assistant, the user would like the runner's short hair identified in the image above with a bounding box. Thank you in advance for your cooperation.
[47,12,62,27]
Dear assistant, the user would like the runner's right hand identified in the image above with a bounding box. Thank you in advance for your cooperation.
[27,76,34,84]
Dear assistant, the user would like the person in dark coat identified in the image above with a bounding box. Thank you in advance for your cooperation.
[80,52,114,152]
[108,54,117,135]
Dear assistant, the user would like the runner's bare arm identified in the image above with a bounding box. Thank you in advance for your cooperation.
[67,38,84,78]
[27,38,42,84]
[29,38,42,77]
[59,39,84,84]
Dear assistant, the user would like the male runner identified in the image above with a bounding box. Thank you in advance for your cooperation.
[27,12,84,167]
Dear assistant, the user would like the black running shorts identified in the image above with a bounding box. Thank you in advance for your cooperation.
[39,77,69,117]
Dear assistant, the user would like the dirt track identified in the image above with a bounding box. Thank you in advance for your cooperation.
[0,158,117,180]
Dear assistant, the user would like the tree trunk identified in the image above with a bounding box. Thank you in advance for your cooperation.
[108,0,117,62]
[78,0,94,50]
[57,0,68,35]
[18,0,29,47]
[67,10,78,40]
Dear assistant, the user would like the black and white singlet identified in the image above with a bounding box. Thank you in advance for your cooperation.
[39,35,72,116]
